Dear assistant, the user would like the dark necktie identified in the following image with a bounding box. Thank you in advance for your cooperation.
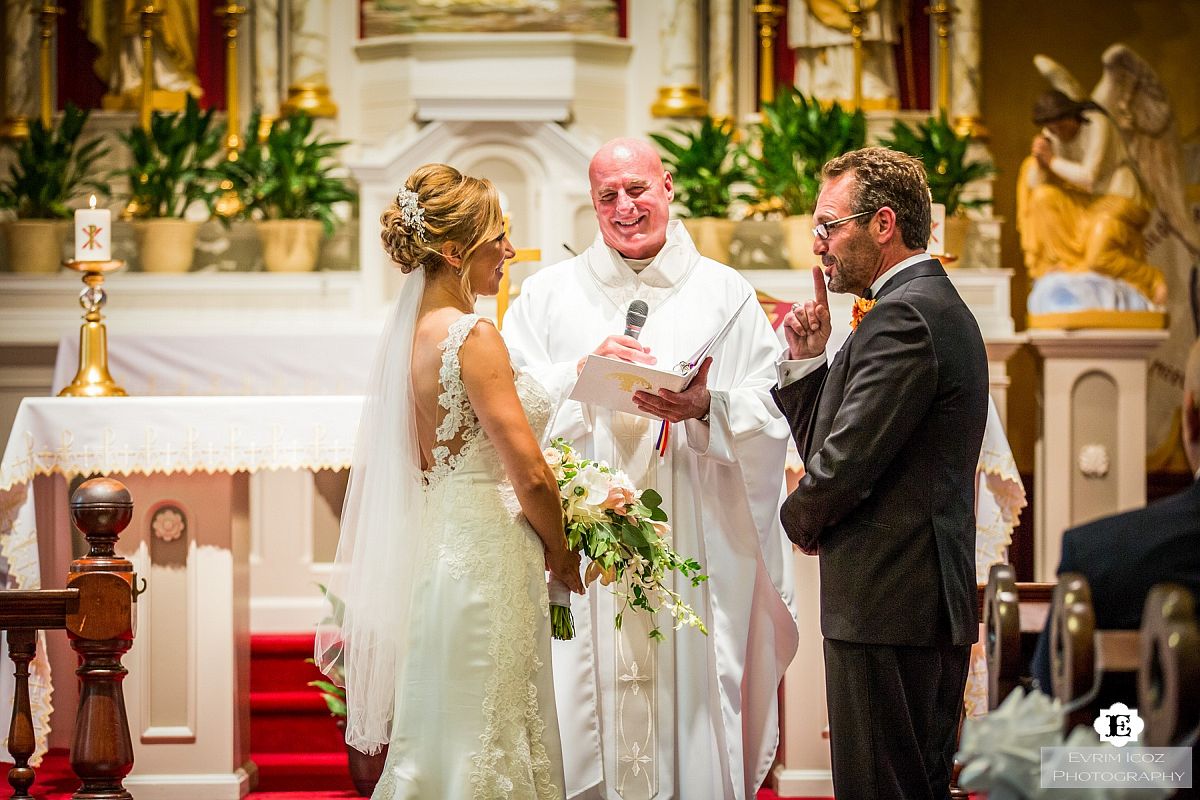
[862,288,874,301]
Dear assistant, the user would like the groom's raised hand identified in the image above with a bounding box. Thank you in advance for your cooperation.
[783,267,832,360]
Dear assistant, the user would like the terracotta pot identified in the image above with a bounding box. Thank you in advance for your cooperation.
[134,219,201,273]
[728,219,786,270]
[681,217,736,264]
[257,219,323,272]
[780,214,817,270]
[942,215,971,266]
[2,219,69,273]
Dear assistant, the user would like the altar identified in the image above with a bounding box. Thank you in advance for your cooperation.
[0,396,361,799]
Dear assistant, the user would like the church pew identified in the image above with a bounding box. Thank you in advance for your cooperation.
[1050,573,1141,732]
[982,563,1055,709]
[1138,583,1200,748]
[951,569,1054,799]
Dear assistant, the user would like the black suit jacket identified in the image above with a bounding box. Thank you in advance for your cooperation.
[1031,479,1200,692]
[772,259,989,647]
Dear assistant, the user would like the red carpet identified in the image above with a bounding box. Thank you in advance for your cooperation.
[3,633,826,798]
[0,752,816,800]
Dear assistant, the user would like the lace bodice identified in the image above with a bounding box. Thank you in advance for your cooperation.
[424,314,553,491]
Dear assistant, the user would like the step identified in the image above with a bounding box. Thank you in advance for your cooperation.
[251,690,346,754]
[251,633,328,694]
[251,751,357,794]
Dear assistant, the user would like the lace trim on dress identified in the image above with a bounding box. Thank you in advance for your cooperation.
[424,314,486,489]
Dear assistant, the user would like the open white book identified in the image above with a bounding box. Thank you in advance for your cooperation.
[568,294,752,419]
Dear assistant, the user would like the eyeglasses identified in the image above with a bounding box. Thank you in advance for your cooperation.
[812,209,877,241]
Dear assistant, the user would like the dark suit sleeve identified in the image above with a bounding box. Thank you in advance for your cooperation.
[771,362,828,453]
[780,299,937,549]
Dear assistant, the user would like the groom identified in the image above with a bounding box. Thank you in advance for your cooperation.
[772,147,989,800]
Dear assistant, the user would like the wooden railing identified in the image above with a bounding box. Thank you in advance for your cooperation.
[1,477,139,800]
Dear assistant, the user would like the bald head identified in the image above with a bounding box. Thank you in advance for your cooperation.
[1184,340,1200,472]
[589,138,674,260]
[589,138,664,184]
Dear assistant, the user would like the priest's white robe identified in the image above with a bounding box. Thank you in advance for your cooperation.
[503,222,799,800]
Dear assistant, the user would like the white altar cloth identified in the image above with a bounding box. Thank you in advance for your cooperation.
[52,334,380,397]
[0,395,363,763]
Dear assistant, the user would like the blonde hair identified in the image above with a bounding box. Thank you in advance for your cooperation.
[380,164,504,280]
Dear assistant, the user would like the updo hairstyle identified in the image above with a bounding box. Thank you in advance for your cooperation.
[380,164,504,276]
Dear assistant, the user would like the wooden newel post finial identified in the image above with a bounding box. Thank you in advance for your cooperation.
[67,477,137,800]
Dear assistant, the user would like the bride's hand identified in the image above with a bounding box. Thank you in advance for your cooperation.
[547,546,584,594]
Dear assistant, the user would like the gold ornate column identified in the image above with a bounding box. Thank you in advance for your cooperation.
[753,1,784,107]
[214,4,247,219]
[846,3,868,111]
[137,4,164,131]
[927,1,957,115]
[215,5,247,156]
[35,3,63,128]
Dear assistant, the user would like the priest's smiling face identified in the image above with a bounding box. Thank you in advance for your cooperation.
[813,173,883,297]
[588,139,675,261]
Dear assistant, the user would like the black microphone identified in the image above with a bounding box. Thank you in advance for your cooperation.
[623,300,649,340]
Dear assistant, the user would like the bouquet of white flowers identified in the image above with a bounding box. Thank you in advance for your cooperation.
[545,438,708,641]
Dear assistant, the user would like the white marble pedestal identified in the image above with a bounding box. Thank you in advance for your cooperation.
[1029,328,1169,581]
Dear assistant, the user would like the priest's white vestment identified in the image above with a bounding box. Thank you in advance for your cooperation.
[503,222,800,800]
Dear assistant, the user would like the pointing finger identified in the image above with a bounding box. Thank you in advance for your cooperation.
[811,265,829,309]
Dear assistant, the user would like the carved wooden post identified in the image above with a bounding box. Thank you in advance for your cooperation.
[5,629,37,799]
[66,477,137,800]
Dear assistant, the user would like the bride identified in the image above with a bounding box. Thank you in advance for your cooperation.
[315,164,585,799]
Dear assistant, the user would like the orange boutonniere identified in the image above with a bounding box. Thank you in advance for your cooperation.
[850,297,877,330]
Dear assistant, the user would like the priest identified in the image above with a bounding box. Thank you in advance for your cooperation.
[503,138,799,800]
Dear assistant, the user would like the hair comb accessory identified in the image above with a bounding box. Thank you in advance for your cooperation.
[396,187,427,241]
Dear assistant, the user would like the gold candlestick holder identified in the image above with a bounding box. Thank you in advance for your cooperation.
[58,259,128,398]
[753,2,784,107]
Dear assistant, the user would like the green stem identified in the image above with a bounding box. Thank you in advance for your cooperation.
[550,605,575,641]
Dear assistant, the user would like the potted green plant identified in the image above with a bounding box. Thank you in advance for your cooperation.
[112,95,224,273]
[0,103,109,273]
[650,116,747,262]
[880,111,995,262]
[217,109,356,272]
[308,586,387,797]
[740,88,866,268]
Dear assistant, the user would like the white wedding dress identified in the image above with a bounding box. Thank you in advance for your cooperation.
[372,314,566,799]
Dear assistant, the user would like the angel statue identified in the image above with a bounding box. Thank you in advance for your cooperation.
[1018,43,1200,326]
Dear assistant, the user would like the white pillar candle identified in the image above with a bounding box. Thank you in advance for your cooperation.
[74,195,111,261]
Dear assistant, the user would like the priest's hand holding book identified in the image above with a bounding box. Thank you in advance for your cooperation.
[631,357,712,423]
[576,335,656,375]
